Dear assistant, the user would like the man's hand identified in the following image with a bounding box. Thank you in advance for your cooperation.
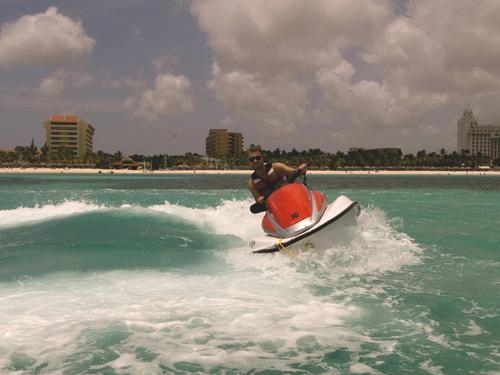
[257,196,266,205]
[298,163,307,175]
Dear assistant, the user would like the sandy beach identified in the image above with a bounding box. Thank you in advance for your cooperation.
[1,167,499,175]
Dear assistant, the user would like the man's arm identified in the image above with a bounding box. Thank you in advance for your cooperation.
[272,162,307,178]
[248,178,265,203]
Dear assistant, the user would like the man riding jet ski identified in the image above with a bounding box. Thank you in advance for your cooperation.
[247,146,360,254]
[247,145,307,214]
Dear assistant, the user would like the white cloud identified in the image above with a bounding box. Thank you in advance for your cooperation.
[207,63,309,133]
[39,74,66,97]
[192,0,391,73]
[38,68,105,98]
[316,60,448,129]
[363,0,500,96]
[125,73,194,121]
[191,0,392,135]
[192,0,500,150]
[111,77,149,92]
[332,0,500,141]
[0,6,95,67]
[37,67,152,101]
[152,55,179,73]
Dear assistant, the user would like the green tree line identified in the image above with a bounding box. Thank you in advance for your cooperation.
[1,140,498,169]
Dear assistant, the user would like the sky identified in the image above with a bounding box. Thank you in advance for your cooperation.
[1,0,500,155]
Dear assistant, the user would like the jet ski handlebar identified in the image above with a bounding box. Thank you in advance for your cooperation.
[289,168,308,187]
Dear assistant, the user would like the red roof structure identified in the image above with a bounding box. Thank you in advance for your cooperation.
[50,115,78,123]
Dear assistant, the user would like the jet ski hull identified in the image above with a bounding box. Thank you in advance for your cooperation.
[250,195,360,254]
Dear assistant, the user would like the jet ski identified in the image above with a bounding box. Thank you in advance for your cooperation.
[250,173,360,254]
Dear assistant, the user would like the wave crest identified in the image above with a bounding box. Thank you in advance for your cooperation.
[0,200,107,229]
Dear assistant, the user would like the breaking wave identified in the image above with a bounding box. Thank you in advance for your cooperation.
[0,198,431,374]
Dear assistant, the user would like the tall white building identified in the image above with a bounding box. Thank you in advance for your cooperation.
[457,108,500,158]
[492,136,500,160]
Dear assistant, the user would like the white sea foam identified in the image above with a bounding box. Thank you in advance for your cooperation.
[229,205,422,280]
[149,199,263,239]
[0,199,457,373]
[146,199,421,279]
[334,205,421,274]
[419,360,445,375]
[0,269,364,373]
[0,199,421,280]
[0,198,260,237]
[462,319,485,336]
[151,201,420,267]
[350,363,384,374]
[0,200,107,229]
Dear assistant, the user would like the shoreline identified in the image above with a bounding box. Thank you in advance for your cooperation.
[0,167,499,176]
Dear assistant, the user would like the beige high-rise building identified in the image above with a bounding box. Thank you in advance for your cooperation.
[205,129,243,158]
[44,115,95,158]
[457,108,500,156]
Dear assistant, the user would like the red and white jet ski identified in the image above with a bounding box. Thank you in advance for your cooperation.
[250,176,360,254]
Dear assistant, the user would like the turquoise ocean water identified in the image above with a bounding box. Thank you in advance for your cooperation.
[0,173,499,374]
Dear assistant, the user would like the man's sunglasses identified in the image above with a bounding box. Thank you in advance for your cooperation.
[249,156,262,162]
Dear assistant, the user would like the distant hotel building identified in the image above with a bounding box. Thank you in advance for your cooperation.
[44,115,95,158]
[205,129,243,158]
[492,136,500,160]
[457,108,500,158]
